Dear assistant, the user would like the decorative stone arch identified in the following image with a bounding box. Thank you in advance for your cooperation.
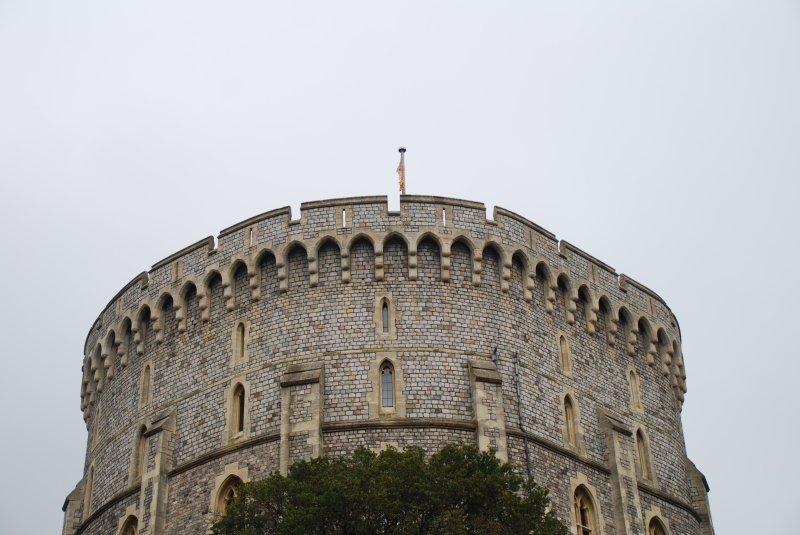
[598,295,618,346]
[555,330,573,377]
[577,282,599,334]
[671,340,687,406]
[556,271,578,324]
[223,258,249,311]
[637,316,658,366]
[153,291,175,344]
[91,343,105,393]
[310,235,342,287]
[176,280,198,332]
[618,306,638,356]
[222,373,252,446]
[342,232,375,283]
[560,389,586,455]
[627,366,644,412]
[633,424,658,485]
[198,268,223,321]
[117,506,139,535]
[280,241,309,293]
[415,231,444,282]
[116,316,133,366]
[450,235,478,286]
[480,241,509,292]
[656,328,673,376]
[367,352,407,418]
[132,304,152,355]
[249,246,278,300]
[229,318,251,366]
[209,462,249,518]
[510,249,534,302]
[644,506,672,535]
[534,259,557,313]
[569,473,607,535]
[102,330,117,381]
[382,231,411,281]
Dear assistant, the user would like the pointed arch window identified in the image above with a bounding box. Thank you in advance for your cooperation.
[636,429,651,480]
[382,301,389,333]
[574,487,597,535]
[216,476,243,516]
[120,515,138,535]
[564,396,577,448]
[629,370,642,410]
[234,322,245,363]
[381,363,394,408]
[559,335,571,374]
[649,518,667,535]
[140,365,151,405]
[134,425,147,479]
[233,384,245,434]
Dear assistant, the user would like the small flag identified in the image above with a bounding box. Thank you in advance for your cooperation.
[397,147,406,194]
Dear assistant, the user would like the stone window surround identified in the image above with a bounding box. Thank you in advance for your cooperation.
[633,424,658,487]
[556,330,573,378]
[116,504,139,535]
[138,361,154,410]
[208,462,249,518]
[569,472,606,535]
[127,422,148,486]
[627,366,644,413]
[374,292,399,341]
[644,506,672,535]
[560,388,586,456]
[367,351,407,418]
[229,318,252,367]
[222,374,252,446]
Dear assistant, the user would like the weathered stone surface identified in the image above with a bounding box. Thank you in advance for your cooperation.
[66,195,710,535]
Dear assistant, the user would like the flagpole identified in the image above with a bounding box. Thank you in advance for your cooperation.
[398,147,406,195]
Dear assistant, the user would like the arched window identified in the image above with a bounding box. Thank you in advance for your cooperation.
[120,515,138,535]
[234,322,245,363]
[564,396,577,447]
[382,301,389,333]
[381,363,394,408]
[574,487,597,535]
[649,518,667,535]
[636,429,650,480]
[134,426,147,479]
[629,370,642,410]
[233,384,245,434]
[559,335,571,374]
[140,365,151,405]
[216,476,242,516]
[83,465,94,519]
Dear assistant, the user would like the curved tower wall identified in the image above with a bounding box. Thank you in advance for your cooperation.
[64,195,713,535]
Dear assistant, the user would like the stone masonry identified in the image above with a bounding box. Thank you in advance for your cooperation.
[64,195,713,535]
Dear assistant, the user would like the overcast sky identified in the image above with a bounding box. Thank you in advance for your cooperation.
[1,2,798,534]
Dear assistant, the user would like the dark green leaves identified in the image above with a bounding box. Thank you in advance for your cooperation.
[211,444,567,535]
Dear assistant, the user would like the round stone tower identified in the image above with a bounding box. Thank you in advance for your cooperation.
[63,195,714,535]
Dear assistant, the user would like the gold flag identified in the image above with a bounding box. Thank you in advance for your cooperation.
[397,153,405,192]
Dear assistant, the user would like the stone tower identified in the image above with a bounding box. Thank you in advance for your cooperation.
[64,195,714,535]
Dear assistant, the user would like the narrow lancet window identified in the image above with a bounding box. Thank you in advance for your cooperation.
[442,208,446,226]
[233,385,245,433]
[381,364,394,408]
[574,488,596,535]
[135,426,146,479]
[630,370,642,409]
[559,335,570,373]
[342,209,347,227]
[564,396,576,447]
[637,430,650,480]
[140,365,151,405]
[382,302,389,333]
[235,323,245,363]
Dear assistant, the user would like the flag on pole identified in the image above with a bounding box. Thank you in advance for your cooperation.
[397,147,406,194]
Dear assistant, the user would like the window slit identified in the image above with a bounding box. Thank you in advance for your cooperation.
[382,302,389,333]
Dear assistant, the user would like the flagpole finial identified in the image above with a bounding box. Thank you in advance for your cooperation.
[398,147,406,153]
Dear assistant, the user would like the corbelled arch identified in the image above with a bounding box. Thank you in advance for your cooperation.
[309,235,343,287]
[618,306,638,356]
[176,280,198,333]
[598,295,618,345]
[637,316,658,366]
[534,259,557,312]
[280,241,309,293]
[449,234,478,286]
[381,231,411,281]
[656,328,673,376]
[102,330,117,381]
[480,240,509,292]
[222,258,248,311]
[249,246,279,300]
[509,248,534,302]
[153,291,176,344]
[556,271,578,324]
[415,232,445,282]
[577,283,599,334]
[132,303,152,355]
[198,269,223,321]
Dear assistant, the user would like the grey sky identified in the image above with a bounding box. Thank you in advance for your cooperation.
[1,2,798,534]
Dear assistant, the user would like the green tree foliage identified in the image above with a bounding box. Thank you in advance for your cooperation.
[211,443,567,535]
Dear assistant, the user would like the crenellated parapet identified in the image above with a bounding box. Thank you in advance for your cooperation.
[80,195,687,425]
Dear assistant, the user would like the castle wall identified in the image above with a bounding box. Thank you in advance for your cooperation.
[67,195,708,535]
